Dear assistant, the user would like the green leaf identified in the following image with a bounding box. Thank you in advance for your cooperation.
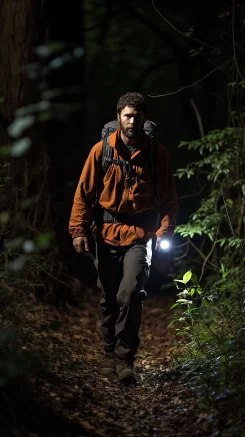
[8,116,35,138]
[242,184,245,196]
[178,141,189,148]
[227,81,237,87]
[167,318,181,328]
[170,302,179,310]
[226,198,233,207]
[190,288,195,296]
[10,138,32,157]
[176,299,189,303]
[177,290,188,296]
[183,270,192,284]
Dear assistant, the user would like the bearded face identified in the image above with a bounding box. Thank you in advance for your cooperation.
[118,105,145,139]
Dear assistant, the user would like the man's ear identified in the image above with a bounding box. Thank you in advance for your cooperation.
[117,112,120,121]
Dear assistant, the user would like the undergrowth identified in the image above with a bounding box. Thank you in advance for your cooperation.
[170,268,245,418]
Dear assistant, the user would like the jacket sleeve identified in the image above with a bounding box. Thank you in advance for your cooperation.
[68,141,103,238]
[155,143,178,238]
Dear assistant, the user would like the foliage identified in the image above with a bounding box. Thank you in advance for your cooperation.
[169,270,202,335]
[170,267,245,411]
[171,110,245,422]
[174,124,245,287]
[169,3,245,423]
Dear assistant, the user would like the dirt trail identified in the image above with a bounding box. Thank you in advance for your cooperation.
[1,290,225,437]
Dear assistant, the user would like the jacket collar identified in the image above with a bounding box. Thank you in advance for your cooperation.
[109,129,148,151]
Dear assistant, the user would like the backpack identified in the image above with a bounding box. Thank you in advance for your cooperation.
[100,119,157,196]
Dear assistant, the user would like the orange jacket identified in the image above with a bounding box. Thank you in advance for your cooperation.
[69,129,178,246]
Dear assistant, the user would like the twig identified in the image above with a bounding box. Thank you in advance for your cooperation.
[190,98,205,137]
[199,240,218,283]
[152,0,218,51]
[174,241,189,249]
[178,185,206,200]
[174,246,189,261]
[29,258,76,292]
[188,237,217,269]
[147,61,230,98]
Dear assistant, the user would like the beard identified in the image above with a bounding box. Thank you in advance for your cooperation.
[119,122,141,139]
[120,124,136,138]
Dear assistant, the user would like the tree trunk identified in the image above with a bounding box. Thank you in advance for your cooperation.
[0,0,44,145]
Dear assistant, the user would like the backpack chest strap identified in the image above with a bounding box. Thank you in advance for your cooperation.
[104,157,130,166]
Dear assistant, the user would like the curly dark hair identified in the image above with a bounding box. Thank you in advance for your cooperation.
[116,92,146,114]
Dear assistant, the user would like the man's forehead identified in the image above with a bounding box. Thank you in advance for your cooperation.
[121,105,142,115]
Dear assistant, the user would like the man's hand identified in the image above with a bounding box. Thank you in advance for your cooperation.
[73,236,90,253]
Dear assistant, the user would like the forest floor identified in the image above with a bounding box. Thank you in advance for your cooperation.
[0,287,244,437]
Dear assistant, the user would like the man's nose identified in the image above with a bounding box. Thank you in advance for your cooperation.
[129,116,135,124]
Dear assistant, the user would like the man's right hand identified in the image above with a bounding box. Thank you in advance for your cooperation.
[73,236,89,253]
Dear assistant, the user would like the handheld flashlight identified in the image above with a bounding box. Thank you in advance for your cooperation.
[160,238,171,251]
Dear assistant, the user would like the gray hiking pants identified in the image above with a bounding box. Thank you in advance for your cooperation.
[95,239,152,362]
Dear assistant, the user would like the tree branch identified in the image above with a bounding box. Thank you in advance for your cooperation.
[188,237,218,269]
[199,240,218,283]
[151,0,218,51]
[190,97,205,137]
[147,60,231,98]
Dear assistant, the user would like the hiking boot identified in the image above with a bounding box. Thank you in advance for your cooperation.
[100,355,116,377]
[115,358,137,384]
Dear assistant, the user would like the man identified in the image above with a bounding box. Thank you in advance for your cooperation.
[69,92,178,384]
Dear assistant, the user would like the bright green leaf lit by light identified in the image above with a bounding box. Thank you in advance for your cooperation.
[183,270,192,284]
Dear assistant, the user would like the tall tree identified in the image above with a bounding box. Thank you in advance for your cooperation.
[0,1,87,296]
[0,0,46,144]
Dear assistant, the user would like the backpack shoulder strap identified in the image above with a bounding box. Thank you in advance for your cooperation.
[101,135,114,174]
[101,135,130,174]
[94,137,113,206]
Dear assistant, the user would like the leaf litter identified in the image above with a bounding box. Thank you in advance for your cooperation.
[0,289,243,437]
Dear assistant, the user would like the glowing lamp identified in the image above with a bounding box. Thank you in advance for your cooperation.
[160,239,171,250]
